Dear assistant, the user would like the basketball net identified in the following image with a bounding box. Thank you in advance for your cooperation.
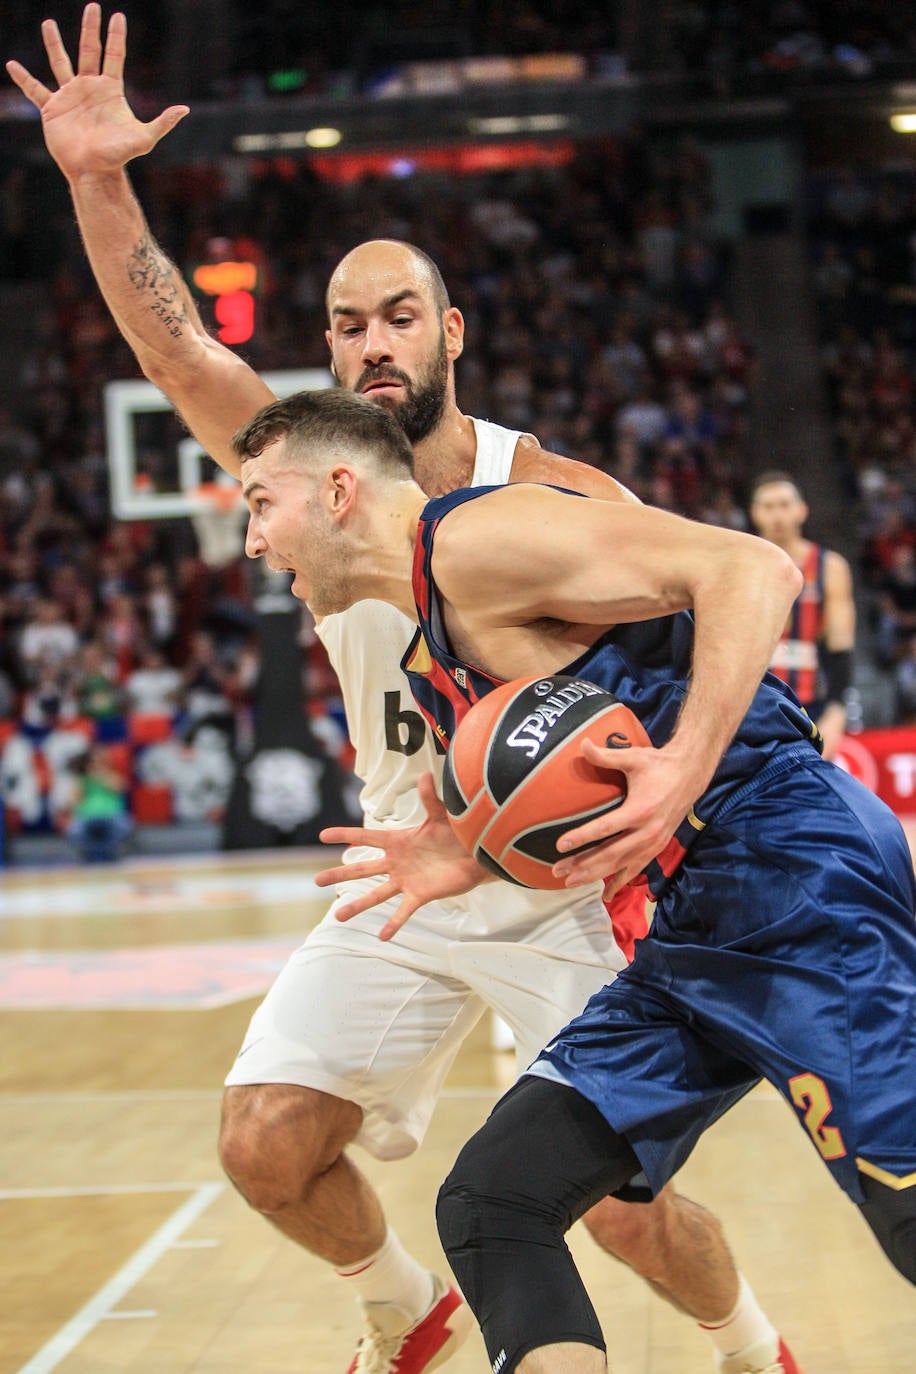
[190,482,246,569]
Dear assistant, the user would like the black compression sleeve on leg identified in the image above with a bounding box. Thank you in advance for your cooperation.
[858,1172,916,1284]
[437,1074,642,1373]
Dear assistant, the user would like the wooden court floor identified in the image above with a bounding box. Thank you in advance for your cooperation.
[1,844,914,1374]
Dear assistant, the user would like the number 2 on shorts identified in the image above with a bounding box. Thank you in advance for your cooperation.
[788,1070,847,1160]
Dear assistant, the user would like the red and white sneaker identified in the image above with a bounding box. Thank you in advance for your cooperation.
[719,1336,804,1374]
[771,1339,803,1374]
[347,1276,474,1374]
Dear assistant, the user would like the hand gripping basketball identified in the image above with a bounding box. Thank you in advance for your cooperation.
[442,675,652,889]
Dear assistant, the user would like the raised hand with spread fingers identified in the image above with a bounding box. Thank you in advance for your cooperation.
[6,4,188,180]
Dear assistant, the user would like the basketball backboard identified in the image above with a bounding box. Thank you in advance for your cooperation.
[104,369,332,520]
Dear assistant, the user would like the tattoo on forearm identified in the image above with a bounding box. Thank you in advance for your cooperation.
[127,231,189,338]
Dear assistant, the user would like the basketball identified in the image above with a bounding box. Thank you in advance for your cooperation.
[442,674,652,888]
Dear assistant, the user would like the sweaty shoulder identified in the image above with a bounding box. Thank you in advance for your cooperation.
[508,435,640,504]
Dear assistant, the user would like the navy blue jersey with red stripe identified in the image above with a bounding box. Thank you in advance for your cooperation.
[401,486,822,896]
[768,541,826,708]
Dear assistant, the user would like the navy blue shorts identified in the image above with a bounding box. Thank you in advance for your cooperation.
[531,746,916,1202]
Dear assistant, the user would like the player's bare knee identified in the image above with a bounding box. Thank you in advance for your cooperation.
[582,1191,672,1278]
[219,1083,361,1213]
[582,1187,723,1284]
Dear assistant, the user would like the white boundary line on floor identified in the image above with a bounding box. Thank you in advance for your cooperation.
[0,1084,506,1106]
[0,1181,223,1200]
[1,1089,222,1104]
[0,846,334,883]
[15,1181,224,1374]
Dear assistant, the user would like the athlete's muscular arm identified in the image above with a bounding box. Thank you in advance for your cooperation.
[434,486,803,893]
[317,450,641,938]
[6,5,273,476]
[817,549,856,760]
[509,436,640,504]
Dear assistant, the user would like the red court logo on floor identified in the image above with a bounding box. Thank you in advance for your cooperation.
[0,937,301,1009]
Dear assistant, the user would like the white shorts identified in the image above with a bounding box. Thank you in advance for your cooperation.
[225,870,625,1160]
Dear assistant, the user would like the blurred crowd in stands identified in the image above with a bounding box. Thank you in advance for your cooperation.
[807,161,916,723]
[2,0,916,840]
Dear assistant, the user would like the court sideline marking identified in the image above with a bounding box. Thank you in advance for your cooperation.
[15,1181,224,1374]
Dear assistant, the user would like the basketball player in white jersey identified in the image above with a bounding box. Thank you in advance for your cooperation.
[6,10,803,1373]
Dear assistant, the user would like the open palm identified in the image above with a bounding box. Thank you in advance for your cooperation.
[5,4,187,179]
[316,773,490,940]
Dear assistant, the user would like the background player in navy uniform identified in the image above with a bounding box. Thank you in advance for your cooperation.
[6,10,806,1374]
[229,387,916,1374]
[749,471,856,761]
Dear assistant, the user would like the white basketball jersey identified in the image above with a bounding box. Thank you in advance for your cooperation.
[315,417,527,828]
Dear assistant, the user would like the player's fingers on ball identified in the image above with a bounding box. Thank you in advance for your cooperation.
[556,810,625,853]
[580,733,641,767]
[556,837,626,885]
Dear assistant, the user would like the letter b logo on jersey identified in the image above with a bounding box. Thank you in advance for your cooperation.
[384,690,427,756]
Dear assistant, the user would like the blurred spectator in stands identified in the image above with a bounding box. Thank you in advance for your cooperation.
[635,189,680,291]
[0,404,40,473]
[76,640,124,726]
[701,482,748,532]
[141,562,178,655]
[1,546,42,627]
[664,385,720,462]
[17,598,79,685]
[676,237,723,319]
[20,665,78,738]
[98,591,141,683]
[182,629,235,733]
[48,562,92,630]
[65,743,133,863]
[862,499,916,583]
[874,542,916,670]
[616,378,668,450]
[599,315,647,400]
[125,645,184,717]
[711,313,757,405]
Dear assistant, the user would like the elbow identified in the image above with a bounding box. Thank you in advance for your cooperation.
[141,346,213,413]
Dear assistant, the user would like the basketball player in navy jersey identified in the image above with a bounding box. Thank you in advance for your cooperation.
[227,387,916,1374]
[749,471,856,760]
[8,10,805,1374]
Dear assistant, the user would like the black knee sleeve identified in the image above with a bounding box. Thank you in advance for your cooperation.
[859,1172,916,1284]
[436,1074,641,1372]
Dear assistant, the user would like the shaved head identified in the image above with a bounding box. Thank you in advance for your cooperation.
[327,239,450,319]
